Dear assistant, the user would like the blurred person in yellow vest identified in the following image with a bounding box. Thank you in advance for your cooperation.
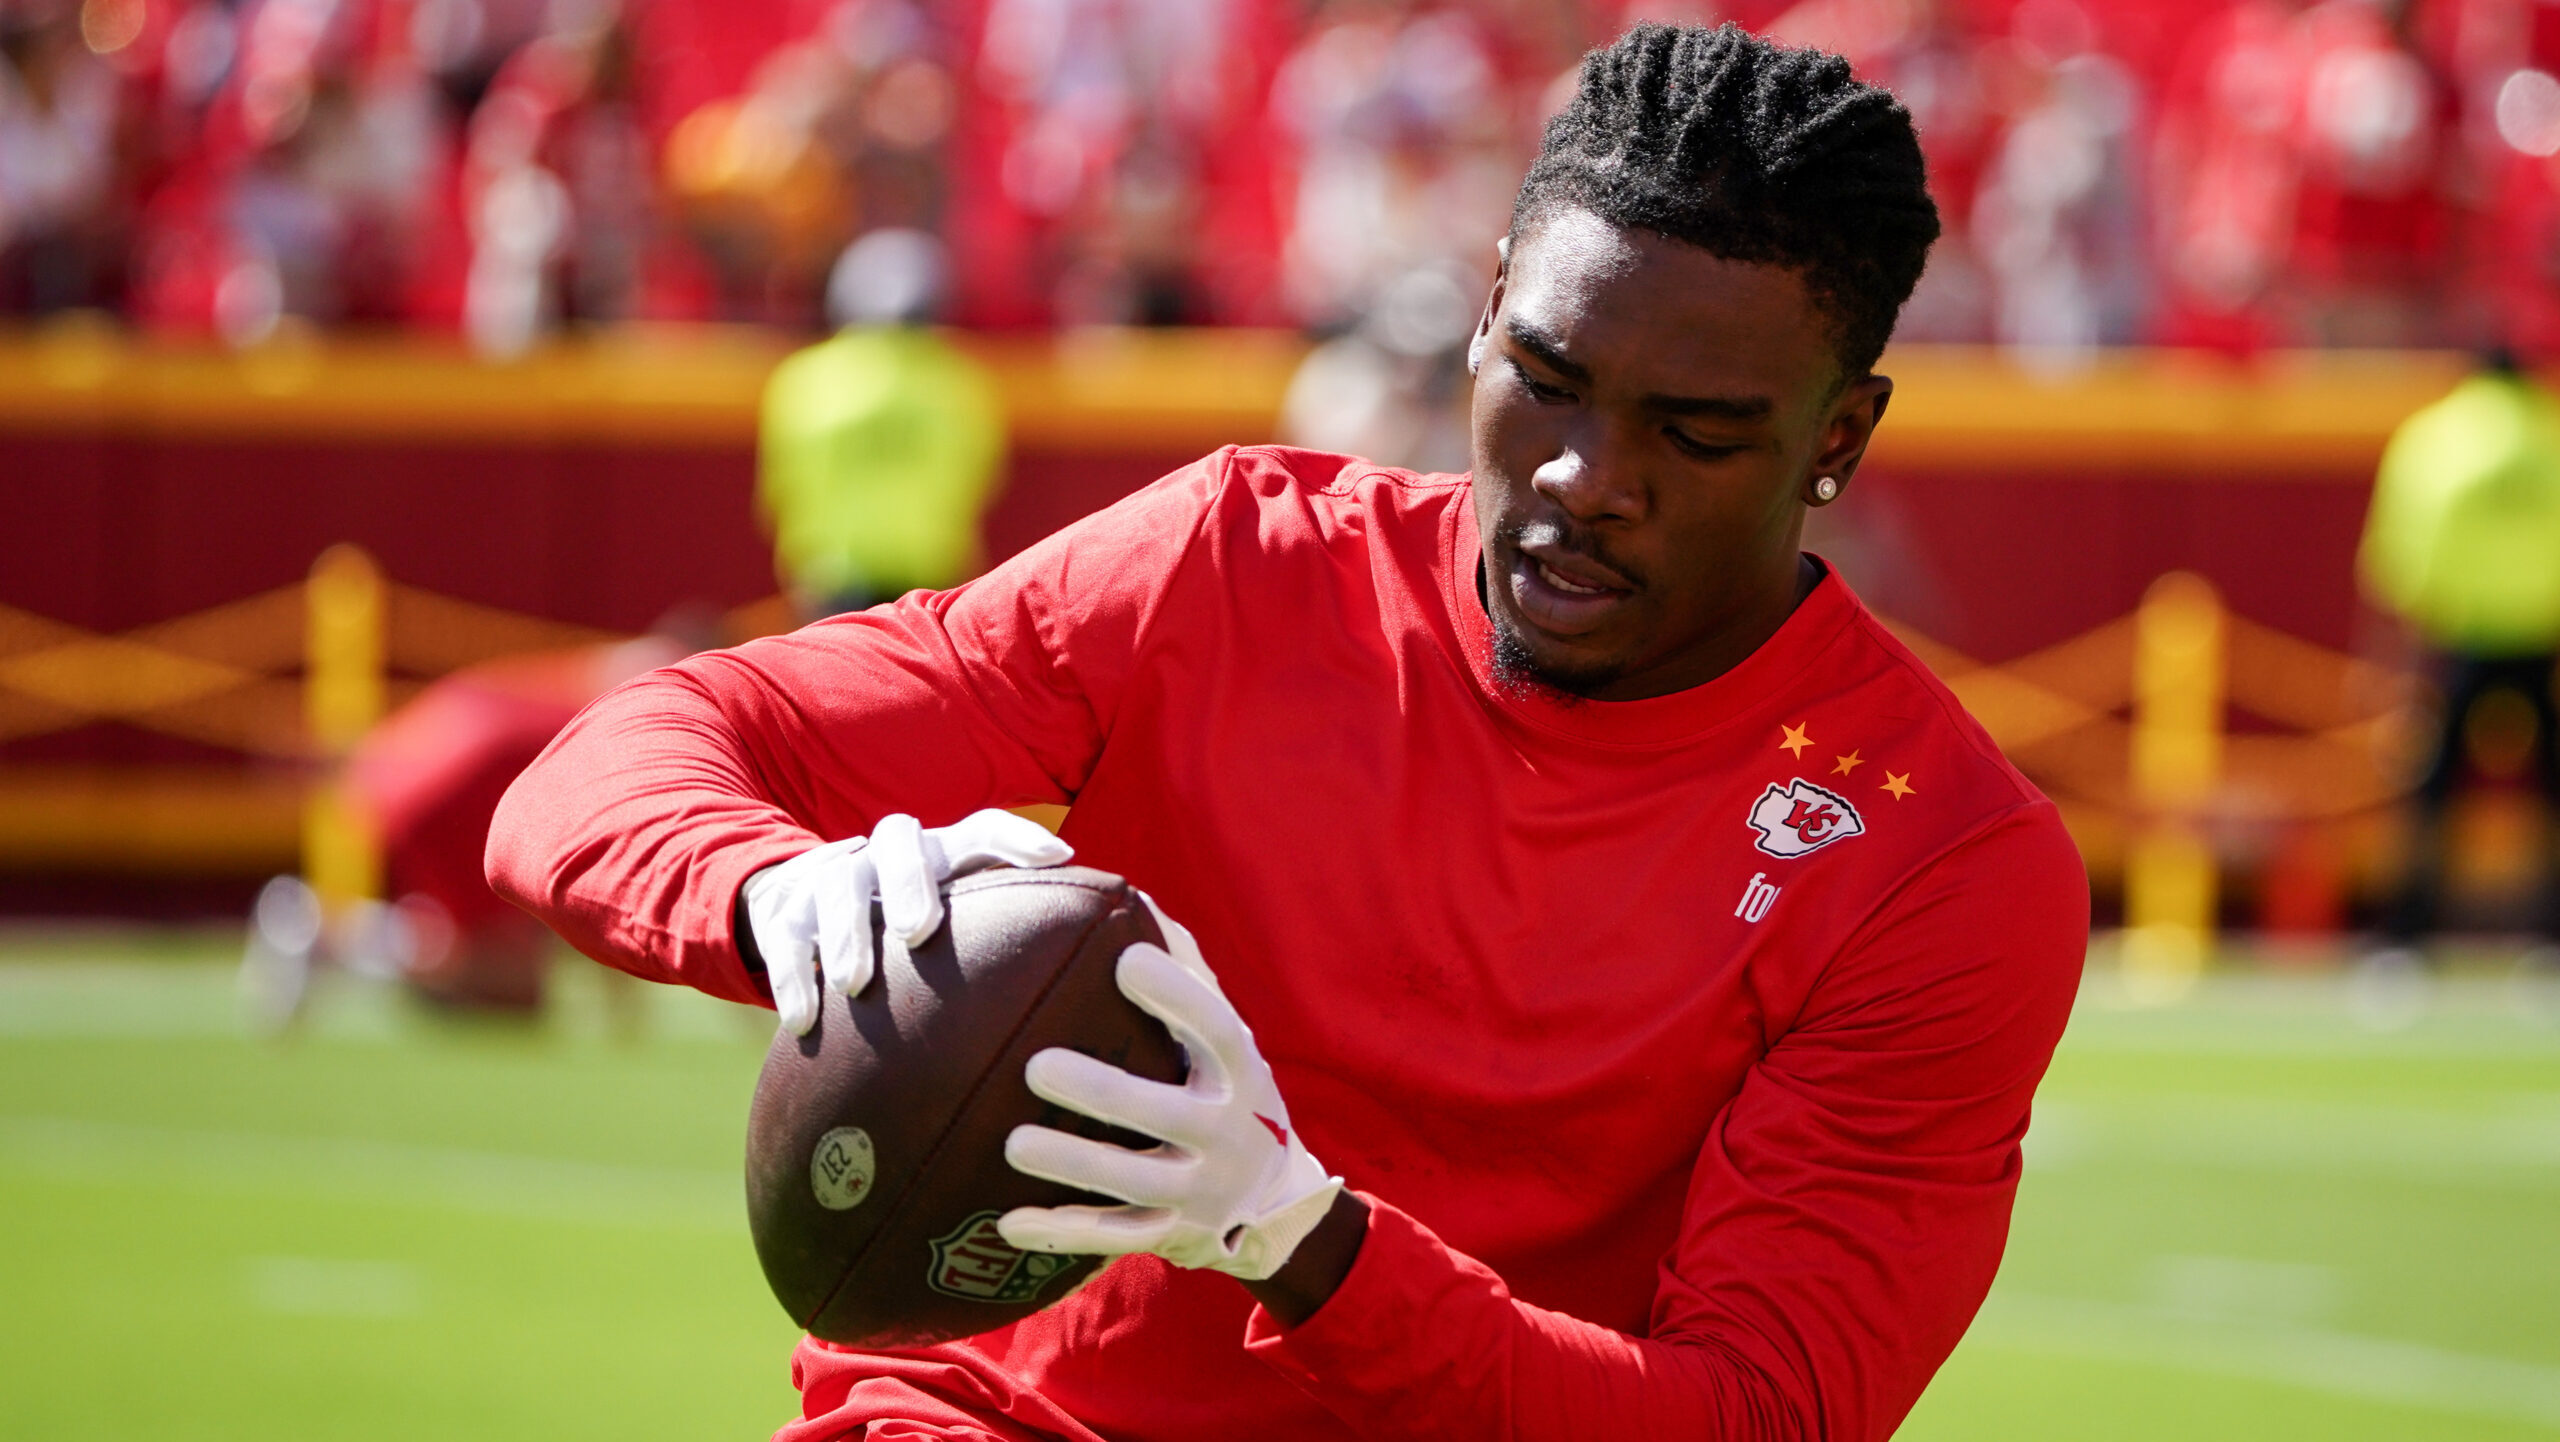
[2358,347,2560,971]
[759,228,1006,619]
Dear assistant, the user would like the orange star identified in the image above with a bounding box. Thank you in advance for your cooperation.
[1880,771,1915,800]
[1780,723,1815,757]
[1831,750,1865,776]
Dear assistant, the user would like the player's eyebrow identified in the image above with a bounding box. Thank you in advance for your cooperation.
[1505,318,1590,383]
[1648,391,1774,422]
[1506,317,1774,422]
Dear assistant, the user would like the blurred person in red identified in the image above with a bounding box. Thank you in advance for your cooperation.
[240,609,719,1028]
[0,0,124,312]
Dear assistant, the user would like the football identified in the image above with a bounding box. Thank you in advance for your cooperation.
[744,865,1187,1348]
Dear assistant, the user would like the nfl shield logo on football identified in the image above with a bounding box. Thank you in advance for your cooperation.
[1747,779,1866,858]
[926,1210,1074,1304]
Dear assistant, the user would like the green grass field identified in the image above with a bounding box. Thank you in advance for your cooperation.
[5,929,2558,1439]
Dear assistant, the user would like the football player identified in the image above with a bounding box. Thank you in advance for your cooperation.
[491,23,2086,1441]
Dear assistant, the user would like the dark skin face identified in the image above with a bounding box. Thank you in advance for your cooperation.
[1466,207,1895,701]
[1239,211,1905,1329]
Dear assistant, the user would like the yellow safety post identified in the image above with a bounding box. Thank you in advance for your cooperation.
[302,544,385,909]
[2123,571,2225,1001]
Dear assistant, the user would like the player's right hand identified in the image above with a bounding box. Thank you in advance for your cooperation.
[744,809,1074,1036]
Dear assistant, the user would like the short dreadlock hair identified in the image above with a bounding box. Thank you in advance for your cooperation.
[1512,23,1940,379]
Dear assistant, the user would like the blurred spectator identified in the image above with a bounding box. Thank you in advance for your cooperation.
[2446,0,2560,355]
[129,0,454,340]
[239,609,721,1025]
[23,0,2560,348]
[411,0,552,114]
[948,0,1286,327]
[1969,0,2150,358]
[461,0,654,353]
[663,0,956,326]
[1768,0,2000,341]
[2288,0,2459,345]
[2156,0,2459,350]
[757,228,1005,617]
[2357,348,2560,965]
[0,0,123,312]
[1270,2,1515,332]
[1278,257,1474,472]
[2153,0,2301,350]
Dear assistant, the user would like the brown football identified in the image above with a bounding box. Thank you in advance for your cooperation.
[744,865,1186,1348]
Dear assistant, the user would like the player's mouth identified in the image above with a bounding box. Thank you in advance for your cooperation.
[1508,541,1634,637]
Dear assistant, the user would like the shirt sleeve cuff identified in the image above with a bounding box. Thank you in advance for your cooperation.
[1240,1193,1506,1399]
[680,831,818,1009]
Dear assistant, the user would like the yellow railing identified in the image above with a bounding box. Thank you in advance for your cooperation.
[0,552,2413,913]
[0,554,789,874]
[0,581,617,762]
[2123,574,2228,995]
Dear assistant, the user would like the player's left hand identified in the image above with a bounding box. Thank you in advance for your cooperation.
[746,808,1072,1036]
[997,940,1342,1282]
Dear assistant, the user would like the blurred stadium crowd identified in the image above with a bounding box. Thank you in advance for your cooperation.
[13,0,2560,354]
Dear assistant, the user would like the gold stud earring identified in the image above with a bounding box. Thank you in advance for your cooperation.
[1812,476,1840,503]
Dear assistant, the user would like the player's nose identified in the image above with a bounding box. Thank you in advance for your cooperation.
[1529,440,1644,525]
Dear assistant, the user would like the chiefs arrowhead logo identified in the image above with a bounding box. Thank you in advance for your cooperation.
[1747,779,1866,859]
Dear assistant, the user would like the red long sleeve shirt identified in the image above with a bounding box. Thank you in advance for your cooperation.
[488,445,2087,1442]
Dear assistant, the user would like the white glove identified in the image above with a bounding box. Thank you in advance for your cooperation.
[997,940,1343,1281]
[744,808,1073,1036]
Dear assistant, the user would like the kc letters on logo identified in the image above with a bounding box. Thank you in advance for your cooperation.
[1747,778,1866,858]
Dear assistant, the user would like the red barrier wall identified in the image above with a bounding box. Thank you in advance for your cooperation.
[0,329,2471,909]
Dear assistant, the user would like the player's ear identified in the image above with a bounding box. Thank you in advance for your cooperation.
[1809,375,1893,495]
[1469,237,1511,377]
